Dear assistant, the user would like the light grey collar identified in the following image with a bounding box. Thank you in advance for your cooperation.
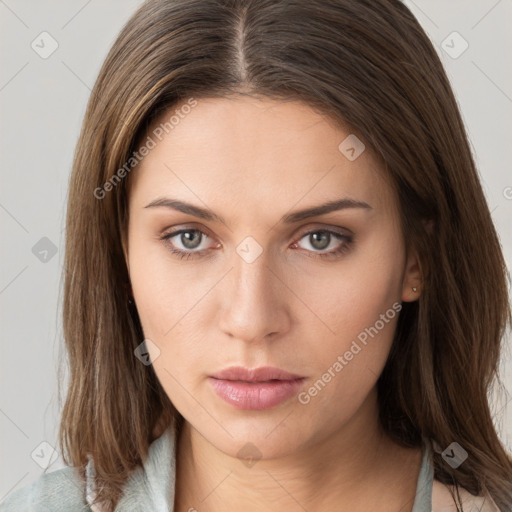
[85,425,433,512]
[85,423,178,512]
[411,437,434,512]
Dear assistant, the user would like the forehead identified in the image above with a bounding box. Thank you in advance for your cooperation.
[128,96,396,219]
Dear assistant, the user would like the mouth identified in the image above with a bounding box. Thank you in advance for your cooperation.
[209,365,304,382]
[208,366,306,410]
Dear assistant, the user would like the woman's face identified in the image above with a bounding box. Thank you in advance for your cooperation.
[125,96,419,459]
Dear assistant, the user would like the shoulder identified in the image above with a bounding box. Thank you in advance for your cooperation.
[0,466,90,511]
[432,479,501,512]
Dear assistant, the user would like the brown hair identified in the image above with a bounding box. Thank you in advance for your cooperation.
[59,0,512,510]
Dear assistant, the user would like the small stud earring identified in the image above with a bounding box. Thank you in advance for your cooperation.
[412,287,418,292]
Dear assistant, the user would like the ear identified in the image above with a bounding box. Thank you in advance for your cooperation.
[402,219,432,302]
[401,245,422,303]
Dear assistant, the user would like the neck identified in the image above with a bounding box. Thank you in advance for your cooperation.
[173,389,422,512]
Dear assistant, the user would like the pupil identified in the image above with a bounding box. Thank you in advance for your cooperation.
[311,232,330,250]
[182,231,201,249]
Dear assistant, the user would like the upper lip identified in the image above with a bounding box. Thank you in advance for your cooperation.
[210,366,304,382]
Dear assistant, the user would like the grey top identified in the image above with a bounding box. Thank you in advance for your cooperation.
[0,424,495,512]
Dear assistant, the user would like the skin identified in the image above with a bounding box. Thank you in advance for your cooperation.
[124,96,423,512]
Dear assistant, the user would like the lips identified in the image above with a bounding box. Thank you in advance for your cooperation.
[209,366,304,382]
[208,366,306,410]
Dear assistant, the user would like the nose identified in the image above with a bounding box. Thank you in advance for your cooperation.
[217,249,292,343]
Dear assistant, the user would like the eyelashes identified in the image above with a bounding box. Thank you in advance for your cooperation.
[292,229,352,259]
[160,227,354,261]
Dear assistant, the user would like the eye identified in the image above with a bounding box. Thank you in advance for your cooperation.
[292,229,353,259]
[160,228,216,259]
[160,227,353,260]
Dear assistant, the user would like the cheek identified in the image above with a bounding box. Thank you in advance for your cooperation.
[300,231,403,340]
[127,232,219,400]
[128,231,204,337]
[294,231,404,391]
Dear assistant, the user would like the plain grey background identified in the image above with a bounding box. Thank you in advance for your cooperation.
[1,0,511,502]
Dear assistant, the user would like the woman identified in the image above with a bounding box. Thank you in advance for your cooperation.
[1,0,511,511]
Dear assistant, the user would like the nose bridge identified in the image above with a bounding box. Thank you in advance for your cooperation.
[218,242,289,341]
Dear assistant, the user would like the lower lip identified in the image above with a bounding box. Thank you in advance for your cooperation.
[208,377,305,410]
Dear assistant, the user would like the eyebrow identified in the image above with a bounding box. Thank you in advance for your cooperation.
[144,197,373,224]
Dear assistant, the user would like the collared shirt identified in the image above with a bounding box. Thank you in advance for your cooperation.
[0,422,502,511]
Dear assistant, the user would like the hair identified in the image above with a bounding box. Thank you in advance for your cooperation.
[58,0,512,510]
